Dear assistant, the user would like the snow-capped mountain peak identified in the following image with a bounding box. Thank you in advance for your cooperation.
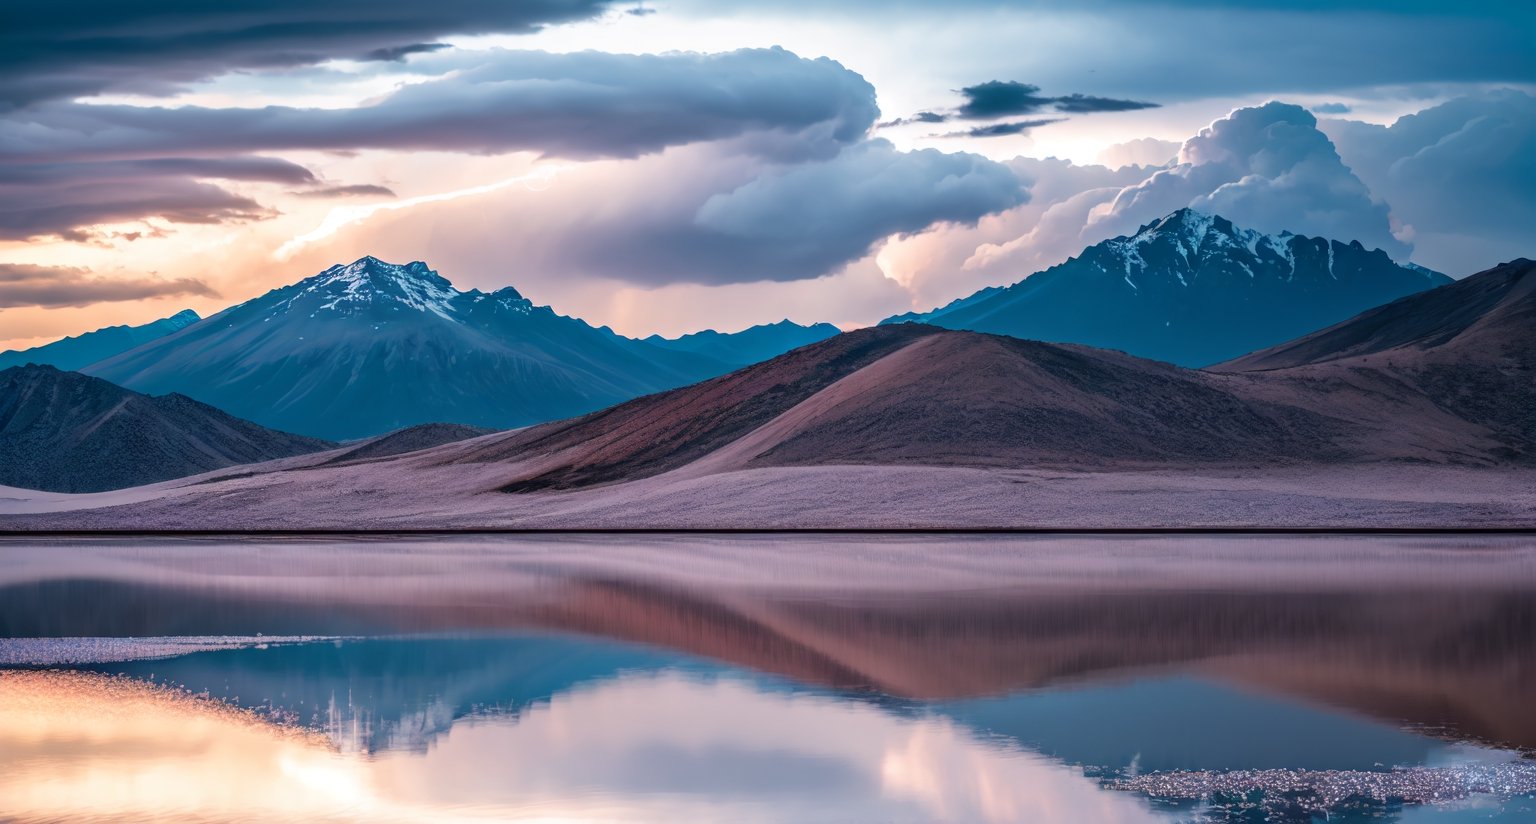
[1137,208,1221,245]
[1123,209,1264,260]
[1103,208,1354,288]
[882,208,1451,367]
[269,256,461,320]
[85,255,801,440]
[314,256,455,317]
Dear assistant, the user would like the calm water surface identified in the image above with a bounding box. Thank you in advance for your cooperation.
[1,534,1533,823]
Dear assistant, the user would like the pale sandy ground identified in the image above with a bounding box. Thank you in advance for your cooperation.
[1,454,1532,529]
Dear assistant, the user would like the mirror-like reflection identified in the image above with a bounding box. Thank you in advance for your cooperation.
[4,663,1171,824]
[1,534,1533,823]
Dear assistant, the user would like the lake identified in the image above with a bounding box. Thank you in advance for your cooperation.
[2,534,1533,823]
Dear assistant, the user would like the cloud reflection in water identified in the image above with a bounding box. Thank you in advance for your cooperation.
[0,668,1165,824]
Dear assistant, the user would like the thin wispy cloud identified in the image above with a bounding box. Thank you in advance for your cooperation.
[943,119,1066,138]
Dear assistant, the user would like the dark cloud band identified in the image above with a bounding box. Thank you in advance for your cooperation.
[0,0,619,108]
[0,157,312,240]
[0,263,217,308]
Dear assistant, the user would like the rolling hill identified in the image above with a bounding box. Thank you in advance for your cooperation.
[0,365,331,492]
[1219,258,1535,460]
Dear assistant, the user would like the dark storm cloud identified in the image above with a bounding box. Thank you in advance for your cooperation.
[0,48,880,164]
[0,0,619,108]
[956,81,1055,119]
[0,263,218,308]
[293,184,397,198]
[945,118,1064,138]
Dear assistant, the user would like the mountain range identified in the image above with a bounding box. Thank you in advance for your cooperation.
[883,209,1451,366]
[0,309,199,372]
[0,210,1457,443]
[78,257,829,441]
[643,320,842,368]
[5,257,1529,527]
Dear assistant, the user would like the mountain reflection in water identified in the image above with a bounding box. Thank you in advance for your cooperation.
[0,534,1533,823]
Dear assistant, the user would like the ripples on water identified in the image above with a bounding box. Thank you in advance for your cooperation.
[1,534,1532,823]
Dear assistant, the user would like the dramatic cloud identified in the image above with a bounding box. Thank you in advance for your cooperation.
[690,140,1026,274]
[571,139,1027,284]
[1312,102,1352,115]
[1089,101,1406,257]
[1,48,879,165]
[0,47,879,240]
[0,0,619,107]
[0,264,217,308]
[300,138,1027,289]
[1324,89,1536,273]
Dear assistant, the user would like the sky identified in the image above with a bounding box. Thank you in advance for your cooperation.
[1,0,1533,350]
